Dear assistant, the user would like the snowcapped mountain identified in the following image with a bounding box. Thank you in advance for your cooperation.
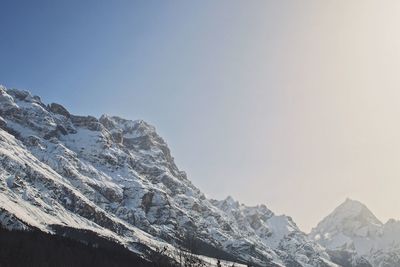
[0,86,337,267]
[310,199,400,267]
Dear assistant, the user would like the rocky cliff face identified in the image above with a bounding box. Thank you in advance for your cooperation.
[310,199,400,267]
[0,86,336,266]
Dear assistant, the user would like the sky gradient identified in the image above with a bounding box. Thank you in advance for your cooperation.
[1,0,400,232]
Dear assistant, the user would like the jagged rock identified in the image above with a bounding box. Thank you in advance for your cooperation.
[24,135,41,147]
[0,89,19,112]
[141,192,154,214]
[48,103,70,117]
[111,131,123,143]
[0,116,6,129]
[56,124,68,135]
[7,89,31,101]
[99,114,116,130]
[71,115,103,131]
[0,208,30,230]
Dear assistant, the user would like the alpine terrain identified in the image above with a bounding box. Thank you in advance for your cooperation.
[1,86,397,267]
[310,199,400,267]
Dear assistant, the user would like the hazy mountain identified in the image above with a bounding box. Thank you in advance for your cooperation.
[310,199,400,267]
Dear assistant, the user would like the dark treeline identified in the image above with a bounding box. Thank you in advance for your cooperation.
[0,226,159,267]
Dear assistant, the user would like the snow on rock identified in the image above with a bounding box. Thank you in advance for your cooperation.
[0,86,336,266]
[310,198,400,267]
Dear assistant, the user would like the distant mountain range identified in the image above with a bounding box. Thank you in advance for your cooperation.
[0,86,399,267]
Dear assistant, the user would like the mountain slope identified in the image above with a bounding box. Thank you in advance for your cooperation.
[310,199,400,267]
[0,86,336,266]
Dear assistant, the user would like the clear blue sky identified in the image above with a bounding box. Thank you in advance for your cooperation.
[2,0,400,231]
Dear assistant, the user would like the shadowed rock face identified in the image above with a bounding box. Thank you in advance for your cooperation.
[141,192,154,214]
[71,115,104,131]
[48,103,70,118]
[0,86,336,267]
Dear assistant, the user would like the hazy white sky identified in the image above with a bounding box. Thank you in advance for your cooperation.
[2,0,400,231]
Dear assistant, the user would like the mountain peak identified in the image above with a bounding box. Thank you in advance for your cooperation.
[99,114,156,137]
[336,198,374,216]
[312,199,382,233]
[310,200,400,266]
[215,195,240,210]
[310,198,383,255]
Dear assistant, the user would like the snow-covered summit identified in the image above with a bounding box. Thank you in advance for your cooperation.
[311,199,382,241]
[311,199,400,267]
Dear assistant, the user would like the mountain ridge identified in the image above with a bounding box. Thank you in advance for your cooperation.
[0,86,336,266]
[2,86,400,267]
